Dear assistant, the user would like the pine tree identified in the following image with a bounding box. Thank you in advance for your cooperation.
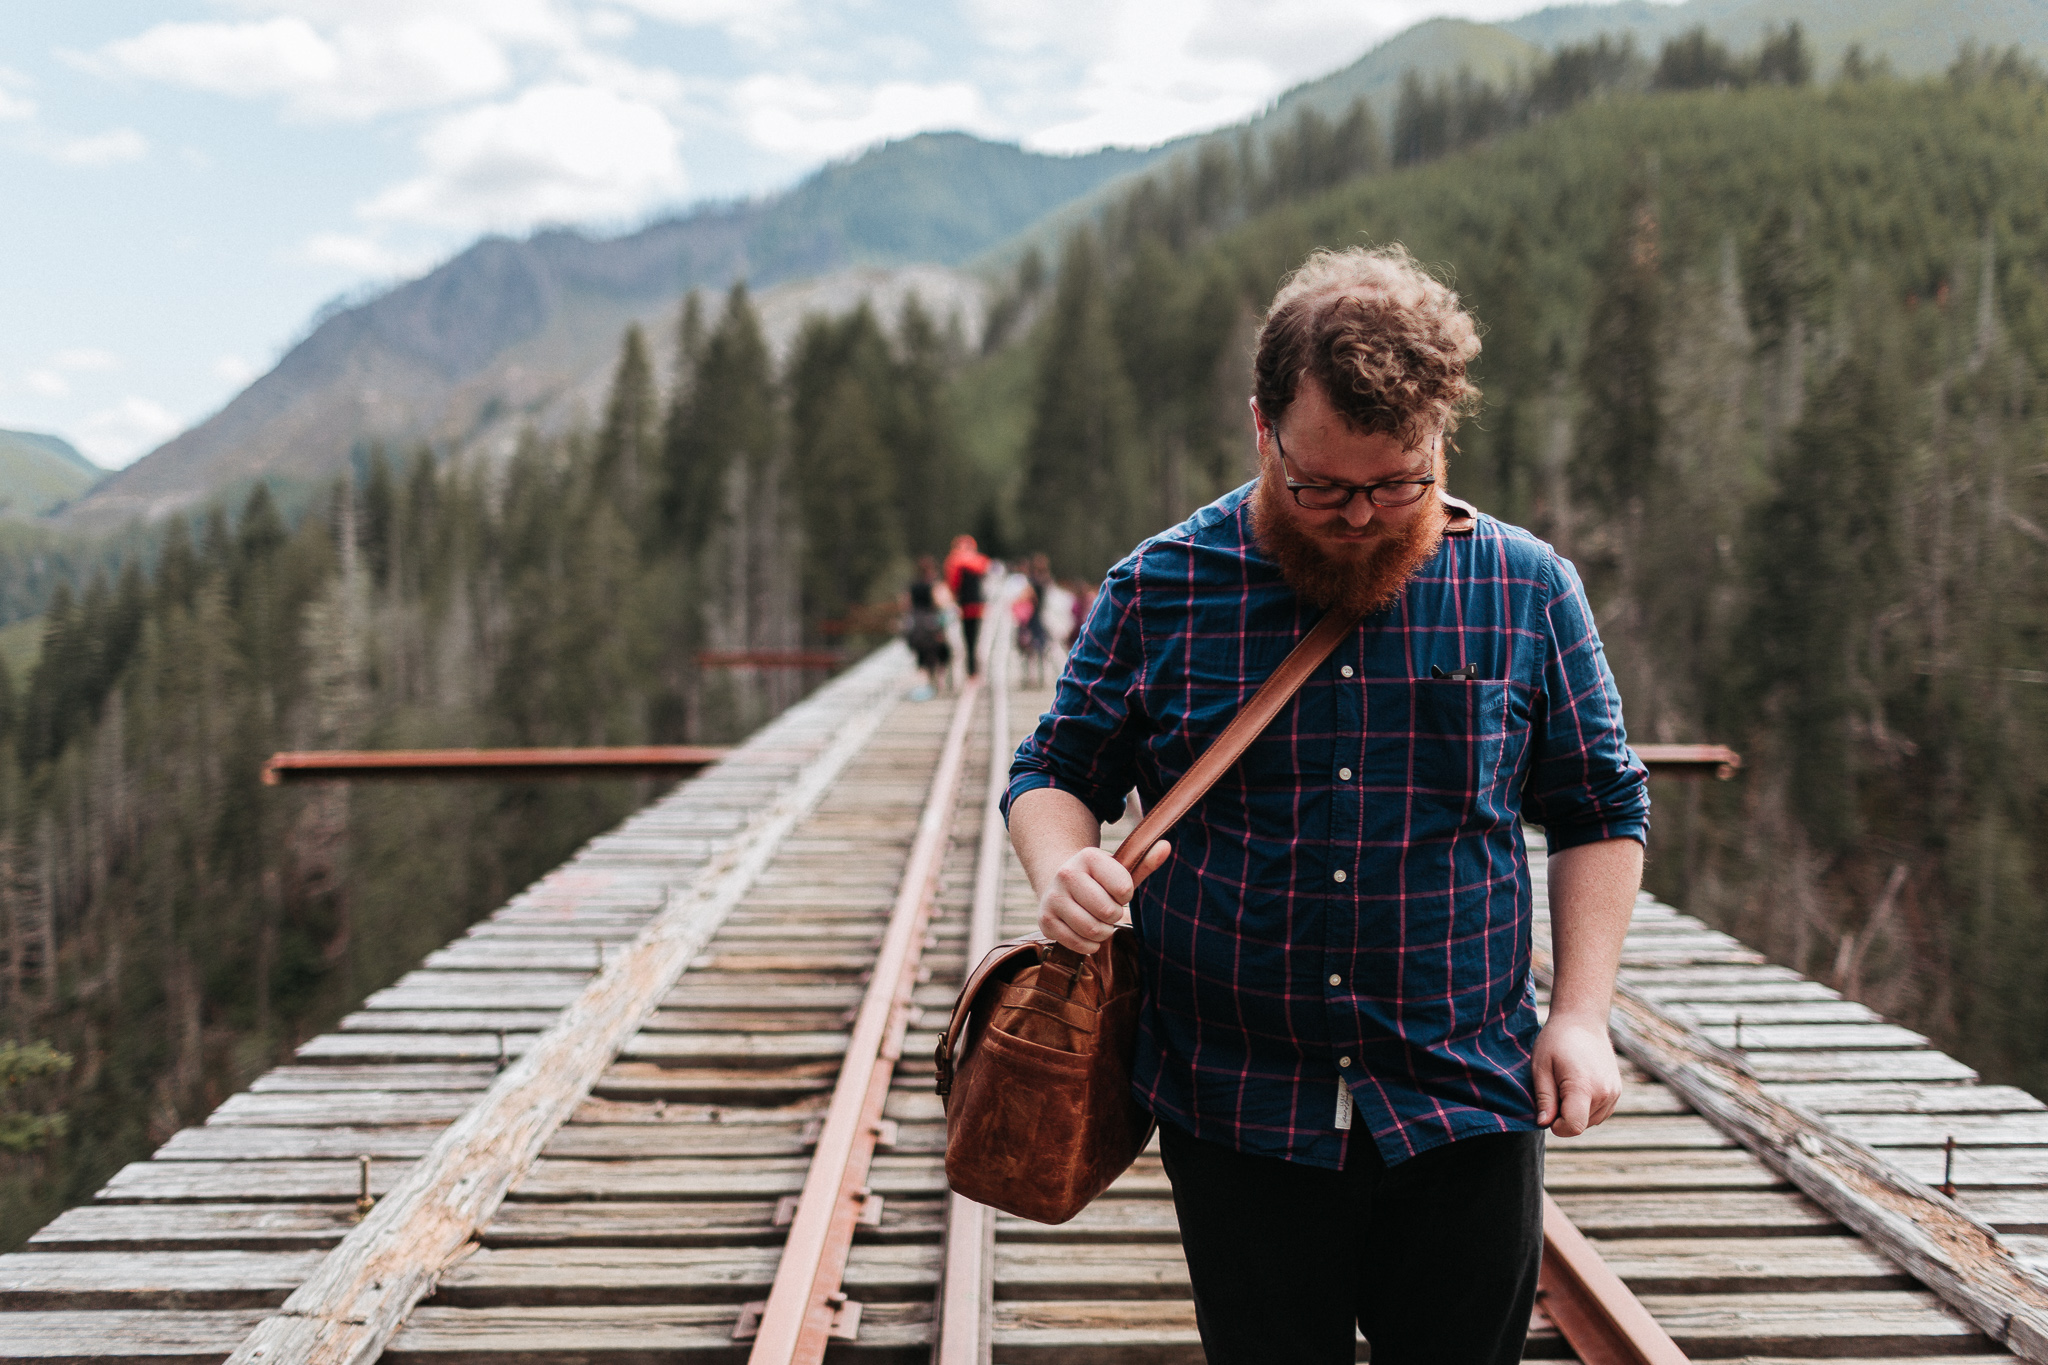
[1020,229,1145,580]
[596,324,657,523]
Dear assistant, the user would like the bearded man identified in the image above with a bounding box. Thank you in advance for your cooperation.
[1005,245,1650,1365]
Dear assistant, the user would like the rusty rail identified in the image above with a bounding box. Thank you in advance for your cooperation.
[741,672,984,1362]
[1635,743,1742,780]
[261,745,730,784]
[1539,1193,1690,1364]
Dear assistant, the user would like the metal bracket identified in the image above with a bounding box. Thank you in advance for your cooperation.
[773,1190,884,1226]
[732,1294,861,1341]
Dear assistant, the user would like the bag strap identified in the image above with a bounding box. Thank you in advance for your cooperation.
[1112,602,1365,881]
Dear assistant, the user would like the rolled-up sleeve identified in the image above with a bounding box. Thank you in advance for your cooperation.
[1005,557,1149,825]
[1522,553,1650,850]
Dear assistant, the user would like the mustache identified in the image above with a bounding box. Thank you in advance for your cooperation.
[1251,473,1448,617]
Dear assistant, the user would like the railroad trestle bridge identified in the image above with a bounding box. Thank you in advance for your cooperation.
[3,622,2046,1364]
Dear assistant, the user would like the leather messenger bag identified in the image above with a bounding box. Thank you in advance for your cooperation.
[933,603,1366,1225]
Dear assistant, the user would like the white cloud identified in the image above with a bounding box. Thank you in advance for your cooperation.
[360,83,684,230]
[297,230,440,277]
[56,348,120,372]
[74,397,185,468]
[612,0,801,45]
[101,11,516,121]
[213,354,261,386]
[26,369,69,398]
[51,128,149,166]
[0,88,34,122]
[735,74,992,160]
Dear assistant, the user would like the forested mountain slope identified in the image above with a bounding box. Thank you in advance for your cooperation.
[965,61,2048,1099]
[58,134,1157,530]
[0,433,98,520]
[1503,0,2048,70]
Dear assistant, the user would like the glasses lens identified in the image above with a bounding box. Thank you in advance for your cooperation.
[1370,481,1429,508]
[1294,485,1354,510]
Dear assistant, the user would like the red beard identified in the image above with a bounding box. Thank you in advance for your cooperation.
[1251,470,1448,617]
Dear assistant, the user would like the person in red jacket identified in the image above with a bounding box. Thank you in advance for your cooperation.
[944,534,992,677]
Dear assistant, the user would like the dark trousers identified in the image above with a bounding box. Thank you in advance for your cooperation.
[1159,1122,1544,1364]
[960,616,981,676]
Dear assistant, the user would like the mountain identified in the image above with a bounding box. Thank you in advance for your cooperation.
[61,133,1161,528]
[0,429,101,518]
[1501,0,2048,72]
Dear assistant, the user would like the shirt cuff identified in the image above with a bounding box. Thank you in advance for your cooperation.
[1002,771,1127,827]
[1540,818,1649,853]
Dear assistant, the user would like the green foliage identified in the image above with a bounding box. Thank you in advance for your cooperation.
[0,1041,70,1155]
[967,63,2048,1099]
[1019,230,1146,581]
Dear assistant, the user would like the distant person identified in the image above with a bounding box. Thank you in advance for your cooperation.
[1007,244,1648,1364]
[1015,552,1055,686]
[903,555,952,700]
[944,534,991,677]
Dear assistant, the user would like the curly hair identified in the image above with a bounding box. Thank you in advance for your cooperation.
[1253,244,1482,449]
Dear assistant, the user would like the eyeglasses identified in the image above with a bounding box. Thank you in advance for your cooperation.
[1272,427,1437,510]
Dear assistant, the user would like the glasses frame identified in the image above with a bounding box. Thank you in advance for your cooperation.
[1271,427,1438,511]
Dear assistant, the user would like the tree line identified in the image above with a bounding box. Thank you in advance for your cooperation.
[967,51,2048,1096]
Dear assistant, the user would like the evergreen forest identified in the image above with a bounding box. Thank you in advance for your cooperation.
[3,28,2046,1247]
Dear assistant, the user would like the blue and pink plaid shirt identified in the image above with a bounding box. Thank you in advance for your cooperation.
[1006,483,1649,1169]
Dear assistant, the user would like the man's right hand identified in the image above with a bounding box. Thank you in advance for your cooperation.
[1037,840,1170,954]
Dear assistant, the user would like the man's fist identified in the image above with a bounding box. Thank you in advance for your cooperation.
[1531,1014,1622,1138]
[1037,840,1170,953]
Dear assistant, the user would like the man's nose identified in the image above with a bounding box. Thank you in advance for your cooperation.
[1339,496,1377,529]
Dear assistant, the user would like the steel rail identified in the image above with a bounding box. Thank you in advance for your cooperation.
[933,601,1015,1365]
[261,745,731,784]
[743,668,985,1363]
[1538,1192,1691,1364]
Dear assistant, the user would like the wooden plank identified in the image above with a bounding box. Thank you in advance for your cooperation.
[1593,968,2048,1360]
[0,1309,264,1359]
[1548,1190,1840,1239]
[1772,1083,2046,1116]
[428,1243,936,1307]
[1539,1114,1733,1150]
[97,1161,412,1204]
[154,1127,445,1162]
[1740,1049,1978,1083]
[1692,1023,1932,1051]
[1632,1290,1995,1356]
[1830,1112,2048,1148]
[1540,1149,1787,1190]
[481,1200,947,1247]
[248,1066,496,1094]
[27,1206,356,1254]
[0,1251,325,1311]
[1586,1235,1911,1292]
[223,649,912,1365]
[381,1302,933,1361]
[1961,1192,2048,1234]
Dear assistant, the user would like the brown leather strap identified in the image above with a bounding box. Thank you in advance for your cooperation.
[1112,604,1364,881]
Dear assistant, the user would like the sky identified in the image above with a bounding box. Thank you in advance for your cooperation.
[1,0,1617,468]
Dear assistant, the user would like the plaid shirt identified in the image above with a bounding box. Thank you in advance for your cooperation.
[1006,484,1649,1169]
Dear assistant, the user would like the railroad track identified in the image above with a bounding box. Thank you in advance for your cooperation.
[2,623,2041,1363]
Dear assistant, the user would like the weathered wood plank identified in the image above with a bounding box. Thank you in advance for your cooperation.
[223,649,915,1365]
[1539,1149,1787,1190]
[27,1206,355,1254]
[154,1127,445,1162]
[381,1302,933,1361]
[1773,1082,2045,1116]
[1594,965,2048,1359]
[427,1243,937,1307]
[1540,1114,1733,1150]
[1586,1236,1911,1293]
[1548,1190,1840,1239]
[0,1309,264,1359]
[1740,1049,1978,1083]
[1631,1290,1994,1356]
[0,1251,325,1311]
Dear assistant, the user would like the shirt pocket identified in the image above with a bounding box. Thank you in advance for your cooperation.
[1360,679,1509,846]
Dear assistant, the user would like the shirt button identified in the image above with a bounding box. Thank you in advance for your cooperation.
[1339,1056,1354,1068]
[1328,973,1342,986]
[1339,767,1352,781]
[1332,869,1347,883]
[1339,665,1354,678]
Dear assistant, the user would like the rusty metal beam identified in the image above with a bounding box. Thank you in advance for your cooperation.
[1635,744,1742,780]
[743,674,983,1364]
[261,746,731,785]
[1539,1193,1690,1364]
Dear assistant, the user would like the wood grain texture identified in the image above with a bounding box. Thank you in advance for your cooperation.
[222,648,912,1365]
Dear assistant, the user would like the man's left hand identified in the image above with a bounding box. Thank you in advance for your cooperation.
[1531,1013,1621,1137]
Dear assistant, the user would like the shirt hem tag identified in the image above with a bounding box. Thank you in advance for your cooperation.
[1335,1078,1353,1130]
